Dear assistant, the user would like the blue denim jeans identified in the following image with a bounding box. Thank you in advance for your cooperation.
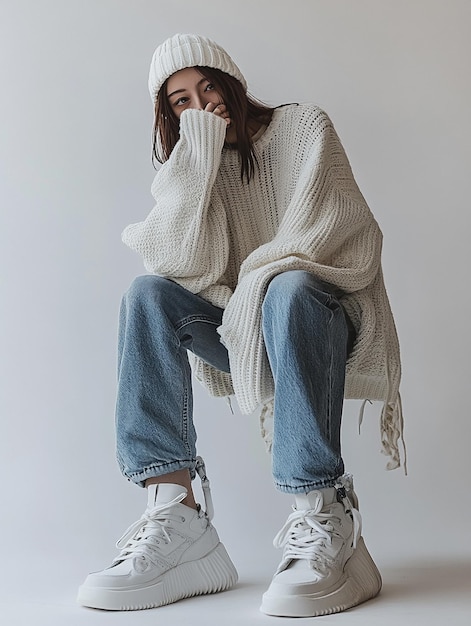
[116,271,353,493]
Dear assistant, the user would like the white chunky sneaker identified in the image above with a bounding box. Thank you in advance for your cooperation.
[77,457,238,610]
[260,475,382,617]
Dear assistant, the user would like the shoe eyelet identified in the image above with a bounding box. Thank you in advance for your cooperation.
[181,517,186,522]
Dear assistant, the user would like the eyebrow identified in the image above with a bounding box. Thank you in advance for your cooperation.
[167,76,209,99]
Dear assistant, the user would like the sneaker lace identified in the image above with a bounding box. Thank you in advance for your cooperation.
[112,456,214,567]
[273,493,361,567]
[113,491,187,566]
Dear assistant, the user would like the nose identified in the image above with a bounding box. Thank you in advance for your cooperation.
[192,94,207,111]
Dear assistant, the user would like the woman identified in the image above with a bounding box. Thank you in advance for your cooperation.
[77,33,403,617]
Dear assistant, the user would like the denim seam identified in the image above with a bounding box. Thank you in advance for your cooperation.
[275,476,341,493]
[180,351,193,459]
[122,459,197,487]
[174,315,220,332]
[326,307,334,443]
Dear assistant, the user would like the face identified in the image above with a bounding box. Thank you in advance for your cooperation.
[166,67,222,118]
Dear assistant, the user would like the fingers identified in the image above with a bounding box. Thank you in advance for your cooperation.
[204,102,232,125]
[204,102,226,114]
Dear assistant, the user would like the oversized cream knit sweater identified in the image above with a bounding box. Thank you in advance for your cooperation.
[122,103,404,470]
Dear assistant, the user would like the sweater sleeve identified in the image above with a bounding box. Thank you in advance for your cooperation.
[121,108,229,294]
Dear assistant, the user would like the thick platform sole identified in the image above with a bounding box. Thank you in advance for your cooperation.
[260,537,382,617]
[77,542,238,611]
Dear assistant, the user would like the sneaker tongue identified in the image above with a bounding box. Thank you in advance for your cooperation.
[295,487,337,511]
[295,492,320,511]
[147,483,187,508]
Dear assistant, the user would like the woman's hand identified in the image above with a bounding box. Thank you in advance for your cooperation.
[204,102,232,127]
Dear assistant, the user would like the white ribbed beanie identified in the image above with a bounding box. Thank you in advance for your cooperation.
[148,33,247,102]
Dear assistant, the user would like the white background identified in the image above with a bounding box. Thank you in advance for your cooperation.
[1,1,470,624]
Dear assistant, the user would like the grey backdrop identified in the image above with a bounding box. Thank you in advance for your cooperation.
[1,1,470,624]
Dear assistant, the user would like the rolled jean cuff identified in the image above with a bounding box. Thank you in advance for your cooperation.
[274,475,342,494]
[119,458,197,488]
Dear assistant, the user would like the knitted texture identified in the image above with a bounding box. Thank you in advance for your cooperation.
[148,33,247,102]
[122,104,404,470]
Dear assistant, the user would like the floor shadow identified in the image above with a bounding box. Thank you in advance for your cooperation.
[380,558,471,601]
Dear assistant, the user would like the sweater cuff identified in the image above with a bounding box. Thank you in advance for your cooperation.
[178,108,227,168]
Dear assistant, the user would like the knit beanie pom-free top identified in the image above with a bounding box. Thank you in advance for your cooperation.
[148,33,247,102]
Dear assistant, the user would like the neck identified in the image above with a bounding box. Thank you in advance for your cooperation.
[225,125,237,144]
[249,119,263,137]
[225,119,263,147]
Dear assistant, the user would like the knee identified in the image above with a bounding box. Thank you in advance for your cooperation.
[124,275,175,309]
[264,271,314,307]
[263,271,339,317]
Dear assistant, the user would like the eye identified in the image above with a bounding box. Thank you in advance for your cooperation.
[174,96,189,106]
[205,83,215,92]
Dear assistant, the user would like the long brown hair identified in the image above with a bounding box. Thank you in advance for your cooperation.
[152,67,275,182]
